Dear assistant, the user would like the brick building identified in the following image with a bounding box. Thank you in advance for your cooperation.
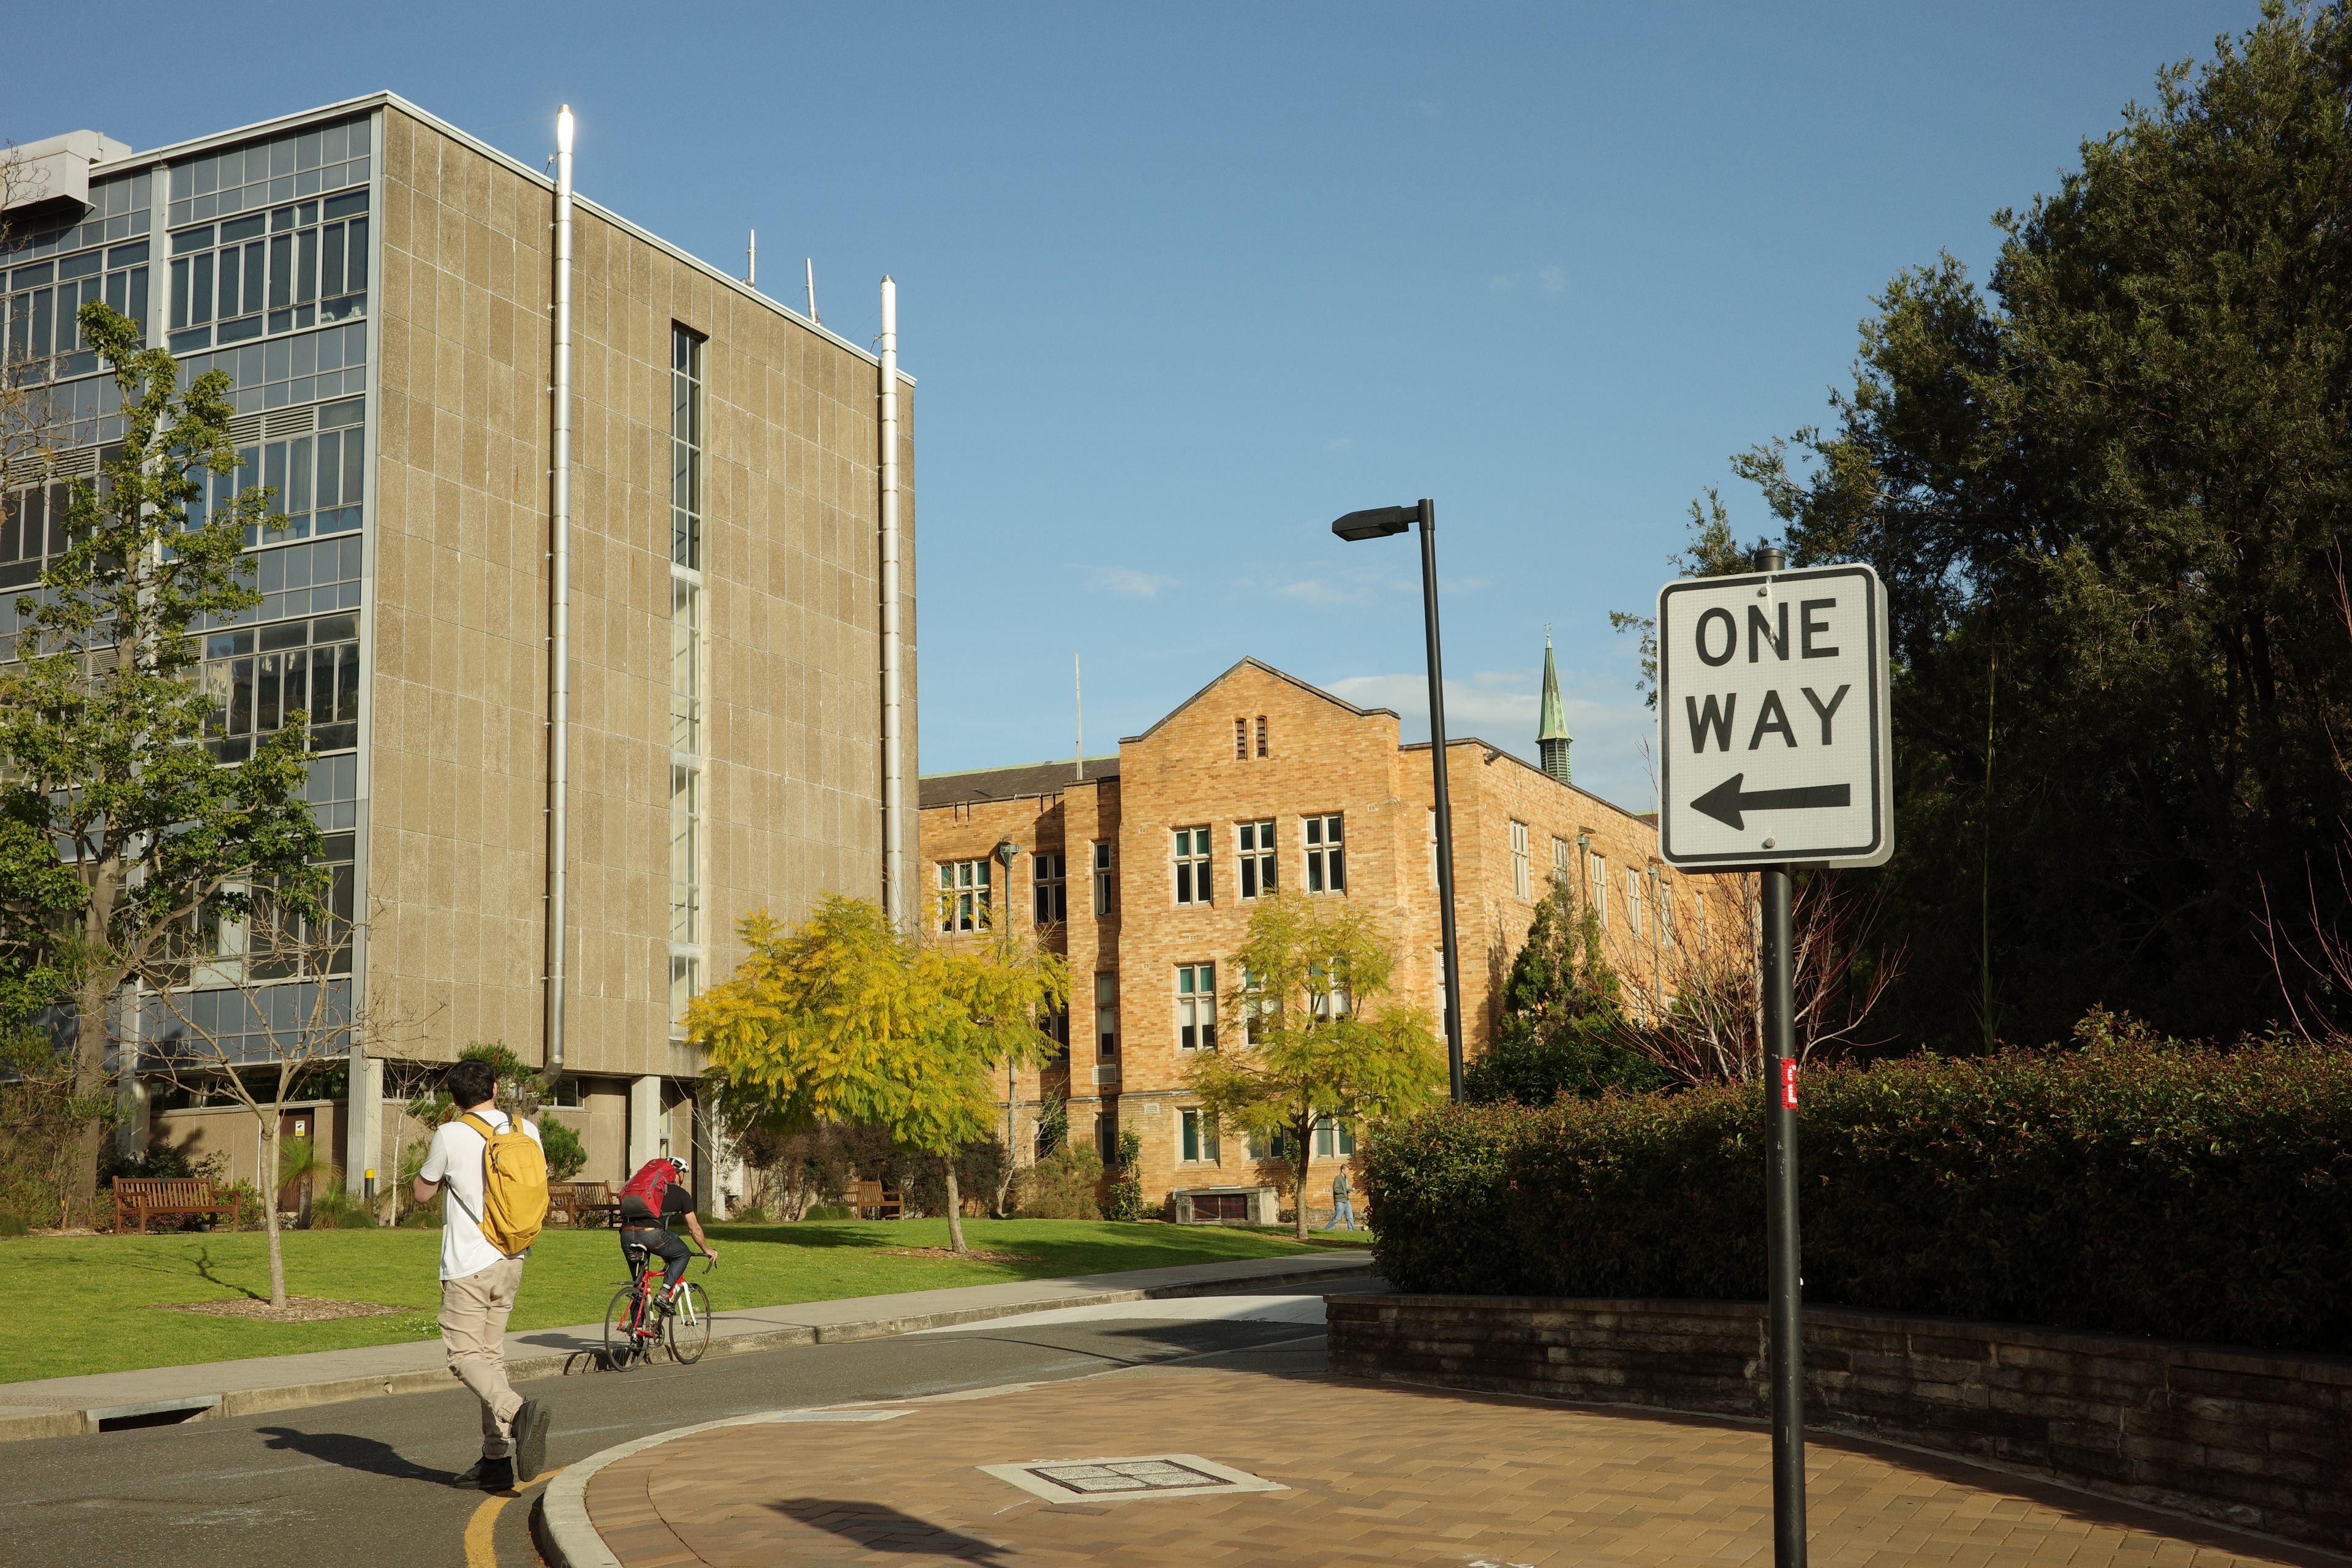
[919,653,1736,1220]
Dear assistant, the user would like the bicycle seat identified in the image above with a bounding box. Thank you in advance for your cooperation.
[623,1243,650,1268]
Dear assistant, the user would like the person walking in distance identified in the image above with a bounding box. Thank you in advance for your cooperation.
[413,1058,552,1490]
[1330,1164,1357,1232]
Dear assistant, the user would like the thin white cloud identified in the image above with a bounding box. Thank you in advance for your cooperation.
[1324,437,1353,453]
[1488,272,1520,293]
[1276,578,1371,606]
[1539,265,1567,295]
[1093,567,1177,600]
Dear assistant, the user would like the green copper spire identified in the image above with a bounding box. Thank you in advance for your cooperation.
[1537,631,1572,783]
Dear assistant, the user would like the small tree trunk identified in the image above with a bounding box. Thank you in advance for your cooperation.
[70,977,115,1215]
[1293,1120,1312,1242]
[261,1121,288,1309]
[943,1161,967,1254]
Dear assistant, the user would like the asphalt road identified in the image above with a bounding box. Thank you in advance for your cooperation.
[21,1278,1374,1568]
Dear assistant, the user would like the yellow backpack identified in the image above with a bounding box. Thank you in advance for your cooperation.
[457,1112,549,1256]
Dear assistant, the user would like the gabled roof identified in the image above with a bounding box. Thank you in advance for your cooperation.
[1118,657,1397,745]
[919,756,1118,809]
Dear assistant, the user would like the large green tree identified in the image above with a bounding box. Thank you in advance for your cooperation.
[0,302,323,1213]
[1731,3,2352,1049]
[1467,872,1668,1105]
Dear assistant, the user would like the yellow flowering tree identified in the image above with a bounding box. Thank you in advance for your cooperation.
[1185,891,1446,1239]
[686,894,1068,1253]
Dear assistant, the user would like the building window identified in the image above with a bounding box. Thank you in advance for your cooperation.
[1095,972,1118,1058]
[1626,866,1645,937]
[1092,840,1114,917]
[1658,880,1676,945]
[199,610,360,763]
[1510,820,1531,901]
[671,578,701,753]
[8,239,150,369]
[1180,1107,1219,1164]
[668,953,700,1033]
[1033,851,1066,925]
[1177,963,1216,1050]
[671,326,704,571]
[1305,814,1344,892]
[1255,715,1268,757]
[1174,827,1212,905]
[938,860,992,932]
[1241,966,1275,1045]
[165,187,368,356]
[1314,1116,1355,1158]
[166,117,371,230]
[1309,962,1350,1020]
[1237,820,1276,899]
[1234,717,1247,760]
[1589,853,1608,928]
[1553,835,1572,884]
[1041,1006,1071,1064]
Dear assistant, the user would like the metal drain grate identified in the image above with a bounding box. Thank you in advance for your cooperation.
[979,1453,1287,1504]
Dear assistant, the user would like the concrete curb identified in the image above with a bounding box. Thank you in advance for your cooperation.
[1,1254,1372,1445]
[537,1409,913,1568]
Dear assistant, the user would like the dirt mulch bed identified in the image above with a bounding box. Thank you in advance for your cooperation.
[878,1246,1046,1264]
[153,1296,410,1324]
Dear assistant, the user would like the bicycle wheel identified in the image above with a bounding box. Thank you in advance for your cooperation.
[603,1286,646,1370]
[665,1282,712,1365]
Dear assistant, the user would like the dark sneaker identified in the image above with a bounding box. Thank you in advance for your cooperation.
[475,1454,515,1492]
[511,1398,551,1482]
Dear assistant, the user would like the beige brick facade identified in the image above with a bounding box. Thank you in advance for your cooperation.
[921,658,1735,1219]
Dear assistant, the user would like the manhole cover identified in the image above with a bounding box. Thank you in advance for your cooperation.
[978,1453,1287,1503]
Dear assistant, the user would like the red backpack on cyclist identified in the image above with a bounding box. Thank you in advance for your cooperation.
[620,1158,683,1224]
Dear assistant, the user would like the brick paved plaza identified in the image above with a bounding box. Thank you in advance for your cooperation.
[581,1365,2331,1567]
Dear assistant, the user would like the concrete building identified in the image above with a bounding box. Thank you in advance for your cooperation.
[919,654,1734,1222]
[2,97,918,1210]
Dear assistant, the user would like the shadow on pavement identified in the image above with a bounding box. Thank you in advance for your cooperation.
[255,1425,475,1487]
[768,1498,1011,1559]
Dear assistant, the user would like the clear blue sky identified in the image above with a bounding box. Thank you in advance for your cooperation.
[15,1,2253,812]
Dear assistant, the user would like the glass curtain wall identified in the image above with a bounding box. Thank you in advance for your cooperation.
[668,326,706,1036]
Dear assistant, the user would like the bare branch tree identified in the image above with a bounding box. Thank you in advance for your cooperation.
[134,897,416,1310]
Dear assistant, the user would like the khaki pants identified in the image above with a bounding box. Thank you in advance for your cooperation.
[439,1256,526,1457]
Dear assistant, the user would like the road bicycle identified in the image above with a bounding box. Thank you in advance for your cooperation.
[603,1244,715,1370]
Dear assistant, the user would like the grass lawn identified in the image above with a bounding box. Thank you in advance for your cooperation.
[2,1218,1362,1384]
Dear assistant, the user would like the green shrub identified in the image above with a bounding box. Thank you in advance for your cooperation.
[538,1118,588,1183]
[1017,1141,1103,1219]
[802,1204,852,1221]
[731,1206,770,1223]
[1363,1012,2352,1352]
[334,1210,375,1229]
[0,1212,28,1237]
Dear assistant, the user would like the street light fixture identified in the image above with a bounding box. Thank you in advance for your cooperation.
[1332,497,1464,1102]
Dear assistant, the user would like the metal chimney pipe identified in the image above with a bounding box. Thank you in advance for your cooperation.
[879,277,904,927]
[545,104,575,1076]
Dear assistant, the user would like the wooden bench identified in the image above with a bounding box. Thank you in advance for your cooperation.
[113,1178,238,1235]
[550,1182,619,1227]
[851,1180,905,1220]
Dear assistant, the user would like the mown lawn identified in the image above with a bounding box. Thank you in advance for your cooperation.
[3,1218,1357,1384]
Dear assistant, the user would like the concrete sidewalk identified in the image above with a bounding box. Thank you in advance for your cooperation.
[0,1250,1374,1444]
[545,1364,2339,1568]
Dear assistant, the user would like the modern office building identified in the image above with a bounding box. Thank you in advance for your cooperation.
[2,96,918,1208]
[919,652,1733,1219]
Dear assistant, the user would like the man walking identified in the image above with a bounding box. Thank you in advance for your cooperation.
[1330,1165,1357,1232]
[414,1058,552,1490]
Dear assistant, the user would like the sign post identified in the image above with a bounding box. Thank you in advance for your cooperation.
[1656,548,1892,1568]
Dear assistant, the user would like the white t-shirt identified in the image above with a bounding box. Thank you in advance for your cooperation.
[420,1108,544,1282]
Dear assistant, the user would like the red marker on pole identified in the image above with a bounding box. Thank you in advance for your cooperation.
[1781,1059,1798,1109]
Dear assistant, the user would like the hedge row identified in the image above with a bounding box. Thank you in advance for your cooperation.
[1360,1014,2352,1352]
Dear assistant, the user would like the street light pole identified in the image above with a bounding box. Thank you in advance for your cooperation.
[995,838,1021,1197]
[1332,497,1465,1101]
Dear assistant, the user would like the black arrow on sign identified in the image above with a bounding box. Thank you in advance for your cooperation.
[1690,774,1852,831]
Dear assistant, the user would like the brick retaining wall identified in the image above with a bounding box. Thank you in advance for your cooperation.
[1326,1293,2352,1551]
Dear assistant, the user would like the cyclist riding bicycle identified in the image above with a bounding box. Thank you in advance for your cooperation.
[617,1156,716,1309]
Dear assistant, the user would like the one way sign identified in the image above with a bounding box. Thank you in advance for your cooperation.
[1657,563,1893,869]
